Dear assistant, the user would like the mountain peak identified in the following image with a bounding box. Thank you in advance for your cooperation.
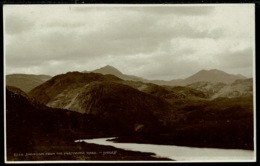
[183,69,247,84]
[93,65,123,75]
[208,69,227,75]
[198,69,223,73]
[209,69,221,72]
[104,65,114,68]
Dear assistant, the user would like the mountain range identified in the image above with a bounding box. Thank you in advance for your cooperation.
[6,70,254,153]
[89,65,252,99]
[6,65,248,93]
[88,65,247,86]
[27,69,253,129]
[5,65,254,160]
[6,65,253,102]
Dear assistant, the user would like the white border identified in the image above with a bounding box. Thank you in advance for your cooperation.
[3,3,256,164]
[4,4,7,163]
[252,4,257,162]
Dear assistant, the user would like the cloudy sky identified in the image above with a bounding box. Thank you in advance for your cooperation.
[4,4,254,80]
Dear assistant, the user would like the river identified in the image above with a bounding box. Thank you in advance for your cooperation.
[75,137,255,162]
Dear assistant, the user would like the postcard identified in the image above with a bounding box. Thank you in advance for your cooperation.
[4,4,256,163]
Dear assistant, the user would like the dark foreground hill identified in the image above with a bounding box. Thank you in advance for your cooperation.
[6,87,171,161]
[113,96,254,150]
[6,74,52,93]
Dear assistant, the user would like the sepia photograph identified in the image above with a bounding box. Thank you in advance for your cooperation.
[4,4,256,163]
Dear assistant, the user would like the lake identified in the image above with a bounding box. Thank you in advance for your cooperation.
[75,137,255,162]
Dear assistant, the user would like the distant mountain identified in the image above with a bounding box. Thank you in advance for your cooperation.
[89,65,149,83]
[92,65,123,76]
[181,69,247,85]
[143,69,247,86]
[81,65,251,101]
[6,74,52,93]
[86,66,247,86]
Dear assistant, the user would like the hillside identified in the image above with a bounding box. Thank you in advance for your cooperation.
[6,74,52,92]
[6,85,29,99]
[187,78,253,99]
[211,78,253,99]
[122,82,207,104]
[29,71,122,104]
[29,72,174,132]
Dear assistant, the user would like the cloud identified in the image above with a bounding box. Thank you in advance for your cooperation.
[137,6,215,16]
[218,48,253,69]
[4,4,254,80]
[5,14,35,35]
[72,5,215,16]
